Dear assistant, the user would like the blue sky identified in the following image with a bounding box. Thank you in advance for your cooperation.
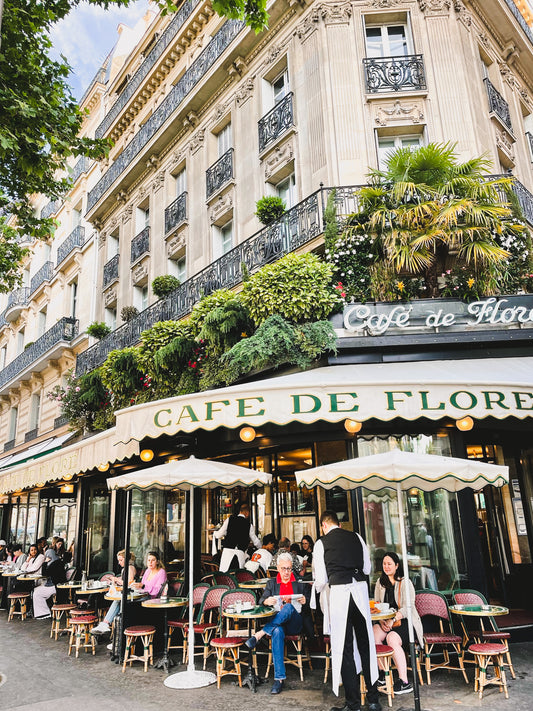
[50,1,152,99]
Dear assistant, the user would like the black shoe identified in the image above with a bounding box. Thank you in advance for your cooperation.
[330,705,360,711]
[367,703,382,711]
[271,679,283,694]
[245,636,257,650]
[393,679,413,695]
[378,670,386,684]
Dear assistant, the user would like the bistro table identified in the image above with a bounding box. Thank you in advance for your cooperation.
[370,608,397,622]
[1,570,21,609]
[74,582,110,619]
[238,579,269,591]
[56,581,82,603]
[142,597,188,673]
[222,604,276,692]
[449,604,509,646]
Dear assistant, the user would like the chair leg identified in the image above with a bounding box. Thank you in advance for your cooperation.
[506,649,516,679]
[455,643,469,684]
[122,637,132,672]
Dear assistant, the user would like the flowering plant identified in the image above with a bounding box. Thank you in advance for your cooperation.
[47,369,112,433]
[325,230,375,302]
[440,265,487,301]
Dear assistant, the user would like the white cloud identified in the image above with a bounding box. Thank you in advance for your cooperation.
[50,0,152,98]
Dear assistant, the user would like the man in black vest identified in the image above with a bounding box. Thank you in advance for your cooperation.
[314,510,380,711]
[213,503,261,571]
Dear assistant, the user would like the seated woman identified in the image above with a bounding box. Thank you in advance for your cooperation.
[372,551,423,696]
[131,550,167,598]
[91,550,137,635]
[33,537,68,619]
[300,535,314,577]
[10,544,27,570]
[20,543,45,574]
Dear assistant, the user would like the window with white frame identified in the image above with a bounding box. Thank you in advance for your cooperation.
[72,207,82,229]
[105,307,117,330]
[365,23,410,57]
[168,255,186,282]
[8,406,18,441]
[213,220,233,259]
[29,393,41,431]
[107,231,119,260]
[377,134,422,171]
[175,167,187,197]
[276,173,296,210]
[22,268,30,287]
[17,328,25,354]
[38,308,47,337]
[70,280,78,319]
[0,345,6,370]
[136,205,150,233]
[217,122,232,157]
[133,285,149,312]
[272,69,289,104]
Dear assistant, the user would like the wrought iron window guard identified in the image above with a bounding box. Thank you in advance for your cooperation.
[41,200,60,220]
[258,92,294,153]
[25,428,39,443]
[70,157,89,184]
[103,254,119,287]
[206,148,234,199]
[6,287,30,311]
[54,414,69,429]
[56,226,86,267]
[131,226,150,264]
[363,54,426,93]
[484,78,513,132]
[3,439,15,452]
[30,262,53,295]
[165,192,187,234]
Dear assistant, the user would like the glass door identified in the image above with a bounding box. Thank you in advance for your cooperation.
[273,447,317,543]
[85,483,111,576]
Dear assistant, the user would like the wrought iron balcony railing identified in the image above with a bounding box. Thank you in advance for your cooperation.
[56,225,86,267]
[0,317,78,390]
[508,177,533,225]
[95,0,202,139]
[76,184,363,375]
[484,78,513,132]
[526,132,533,160]
[165,192,187,234]
[206,148,234,199]
[70,156,89,184]
[363,54,426,93]
[41,200,60,220]
[258,93,294,153]
[7,287,30,311]
[103,254,119,287]
[131,226,150,264]
[30,262,53,295]
[87,20,245,212]
[3,439,15,452]
[503,0,533,48]
[54,414,69,429]
[0,311,6,330]
[25,428,39,443]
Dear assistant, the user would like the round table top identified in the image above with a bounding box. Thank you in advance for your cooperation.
[142,596,188,609]
[75,584,110,594]
[449,604,508,617]
[17,574,44,581]
[223,605,276,620]
[1,571,21,577]
[57,582,82,589]
[239,579,269,589]
[370,609,397,621]
[104,590,148,601]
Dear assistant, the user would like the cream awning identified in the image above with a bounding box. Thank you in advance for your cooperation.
[0,428,139,495]
[113,356,533,444]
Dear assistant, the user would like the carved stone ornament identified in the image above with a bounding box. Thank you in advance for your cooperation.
[374,99,425,126]
[132,261,149,286]
[453,0,471,27]
[477,32,491,51]
[183,111,198,130]
[295,6,321,42]
[98,231,107,248]
[496,128,515,163]
[265,45,282,66]
[166,229,187,259]
[322,1,352,24]
[367,0,404,7]
[170,148,186,171]
[228,56,247,79]
[152,170,165,192]
[189,128,205,154]
[236,78,255,107]
[121,205,134,224]
[418,0,451,14]
[104,287,118,307]
[264,140,294,180]
[116,190,128,205]
[146,154,159,171]
[213,102,230,124]
[209,190,234,225]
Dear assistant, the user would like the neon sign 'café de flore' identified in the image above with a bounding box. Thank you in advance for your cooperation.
[2,295,533,612]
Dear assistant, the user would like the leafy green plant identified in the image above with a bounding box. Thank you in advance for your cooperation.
[87,321,111,340]
[152,275,181,298]
[188,289,235,336]
[323,189,338,251]
[240,253,342,325]
[121,305,139,322]
[100,347,147,409]
[199,298,253,353]
[325,229,375,302]
[255,196,286,226]
[139,320,194,397]
[47,369,112,433]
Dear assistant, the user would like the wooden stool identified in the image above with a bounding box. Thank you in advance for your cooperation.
[210,636,246,688]
[265,633,312,681]
[470,642,509,699]
[68,615,97,658]
[375,644,395,707]
[50,603,77,640]
[323,635,331,683]
[7,592,30,621]
[123,625,156,672]
[481,629,516,679]
[70,607,95,617]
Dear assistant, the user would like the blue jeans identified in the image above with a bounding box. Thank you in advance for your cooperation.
[262,603,302,680]
[104,600,120,625]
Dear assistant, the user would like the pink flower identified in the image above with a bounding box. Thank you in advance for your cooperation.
[75,387,80,392]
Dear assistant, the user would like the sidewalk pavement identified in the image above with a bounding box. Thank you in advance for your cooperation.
[1,614,531,711]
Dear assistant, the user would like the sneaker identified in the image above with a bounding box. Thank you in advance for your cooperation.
[35,614,51,620]
[91,621,110,635]
[271,679,284,695]
[393,679,413,695]
[378,670,386,685]
[107,643,113,651]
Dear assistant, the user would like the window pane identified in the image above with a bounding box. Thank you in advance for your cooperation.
[273,73,288,103]
[387,26,408,56]
[366,27,384,58]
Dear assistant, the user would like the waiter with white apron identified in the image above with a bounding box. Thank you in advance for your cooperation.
[213,503,261,572]
[313,510,380,711]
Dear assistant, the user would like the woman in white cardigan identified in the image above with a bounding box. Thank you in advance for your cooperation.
[373,552,424,695]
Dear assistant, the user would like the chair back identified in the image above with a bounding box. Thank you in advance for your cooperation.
[234,569,255,584]
[197,585,230,622]
[168,579,183,597]
[65,566,77,582]
[99,571,115,583]
[213,571,237,589]
[452,588,487,606]
[220,588,257,611]
[192,582,211,606]
[415,589,452,623]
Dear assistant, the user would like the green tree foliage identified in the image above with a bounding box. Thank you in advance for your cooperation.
[255,196,286,225]
[161,0,268,32]
[139,320,194,396]
[86,321,111,340]
[152,274,181,298]
[199,298,253,353]
[152,333,199,396]
[100,347,147,409]
[240,252,342,325]
[0,216,29,293]
[47,368,112,433]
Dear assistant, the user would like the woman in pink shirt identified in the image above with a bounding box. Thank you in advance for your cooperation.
[132,550,167,598]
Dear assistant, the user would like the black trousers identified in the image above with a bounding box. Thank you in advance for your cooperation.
[341,595,378,708]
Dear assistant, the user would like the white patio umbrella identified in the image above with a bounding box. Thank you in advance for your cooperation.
[296,449,508,711]
[108,455,271,689]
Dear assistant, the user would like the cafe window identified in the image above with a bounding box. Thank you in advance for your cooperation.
[130,488,168,566]
[274,447,317,543]
[359,434,468,592]
[315,440,352,524]
[166,490,187,561]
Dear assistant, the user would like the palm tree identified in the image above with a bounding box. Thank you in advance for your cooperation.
[343,142,524,297]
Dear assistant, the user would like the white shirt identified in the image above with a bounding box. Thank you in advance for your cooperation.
[313,526,371,592]
[213,514,261,549]
[245,547,273,573]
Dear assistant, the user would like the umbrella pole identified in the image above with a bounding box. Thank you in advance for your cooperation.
[164,484,215,689]
[397,483,421,711]
[119,488,132,664]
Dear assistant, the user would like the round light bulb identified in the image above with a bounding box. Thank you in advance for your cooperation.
[97,462,109,472]
[344,418,362,434]
[239,426,256,442]
[456,416,474,431]
[140,449,154,462]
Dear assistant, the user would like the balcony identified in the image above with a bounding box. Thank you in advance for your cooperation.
[484,78,513,132]
[24,428,39,443]
[56,225,86,267]
[206,148,234,200]
[509,178,533,225]
[131,226,150,264]
[54,414,69,429]
[165,192,187,234]
[70,156,89,184]
[0,317,78,392]
[3,439,15,452]
[41,200,60,220]
[87,19,245,213]
[95,0,202,139]
[76,184,363,375]
[363,55,426,93]
[0,311,6,330]
[4,287,30,322]
[30,262,53,296]
[103,254,119,287]
[258,93,294,153]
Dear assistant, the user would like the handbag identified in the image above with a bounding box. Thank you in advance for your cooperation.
[392,579,402,627]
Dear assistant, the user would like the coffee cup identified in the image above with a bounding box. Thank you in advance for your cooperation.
[376,602,390,612]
